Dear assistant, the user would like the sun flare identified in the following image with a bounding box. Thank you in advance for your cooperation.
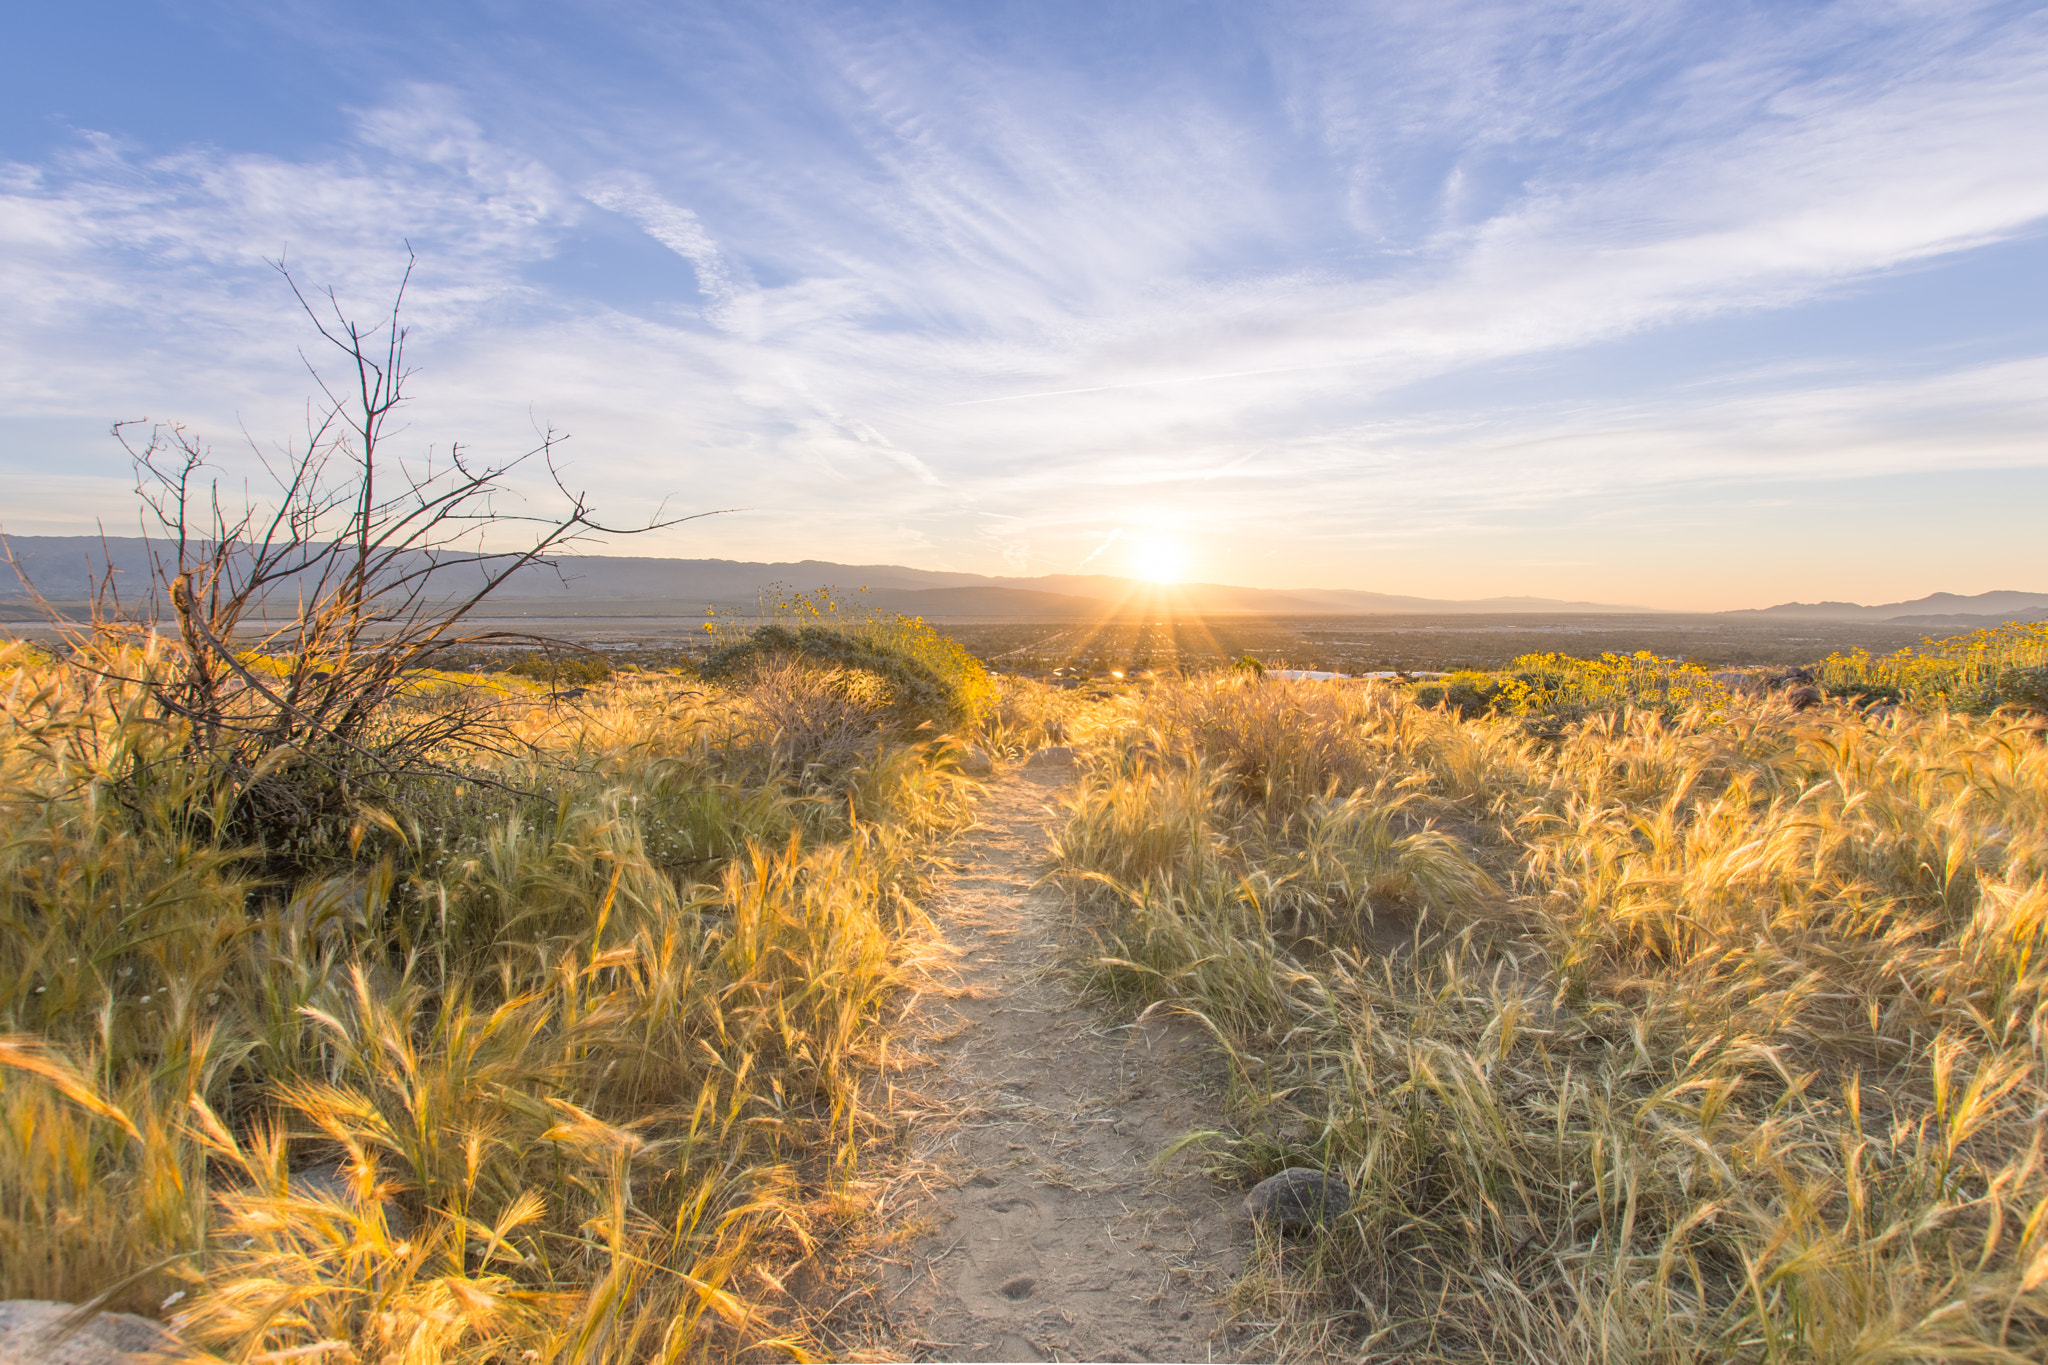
[1129,537,1189,584]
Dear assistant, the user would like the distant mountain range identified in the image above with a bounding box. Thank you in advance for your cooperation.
[4,536,2041,624]
[1727,591,2048,625]
[0,536,1656,619]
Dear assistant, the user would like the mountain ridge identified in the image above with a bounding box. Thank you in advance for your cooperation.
[1728,590,2048,623]
[0,535,1658,617]
[7,536,2041,623]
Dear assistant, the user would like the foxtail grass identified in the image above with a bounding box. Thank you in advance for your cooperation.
[0,638,978,1361]
[1054,671,2048,1361]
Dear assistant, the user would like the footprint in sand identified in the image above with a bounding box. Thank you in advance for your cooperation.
[968,1193,1045,1306]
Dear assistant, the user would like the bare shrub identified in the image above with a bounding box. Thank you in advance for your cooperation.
[6,254,711,856]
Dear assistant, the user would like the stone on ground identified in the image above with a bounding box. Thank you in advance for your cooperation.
[0,1300,186,1365]
[1243,1167,1351,1230]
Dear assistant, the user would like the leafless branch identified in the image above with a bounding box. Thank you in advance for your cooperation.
[7,251,717,848]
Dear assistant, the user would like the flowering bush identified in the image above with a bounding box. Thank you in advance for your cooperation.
[1414,651,1728,722]
[1818,620,2048,712]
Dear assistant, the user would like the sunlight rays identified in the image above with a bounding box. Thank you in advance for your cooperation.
[1127,536,1188,584]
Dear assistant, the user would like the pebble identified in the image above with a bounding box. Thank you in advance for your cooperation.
[1243,1167,1351,1230]
[0,1301,184,1365]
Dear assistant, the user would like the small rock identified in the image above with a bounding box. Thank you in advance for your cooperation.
[0,1300,186,1365]
[999,1276,1037,1301]
[957,745,994,778]
[1243,1167,1351,1230]
[1786,685,1822,711]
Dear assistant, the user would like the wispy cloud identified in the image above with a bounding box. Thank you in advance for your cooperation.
[1,0,2044,606]
[583,173,754,330]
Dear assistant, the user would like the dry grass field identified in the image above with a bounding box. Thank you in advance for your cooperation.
[1049,649,2048,1360]
[0,623,1066,1363]
[4,602,2044,1363]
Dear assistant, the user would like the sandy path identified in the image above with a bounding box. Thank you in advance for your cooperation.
[874,747,1245,1363]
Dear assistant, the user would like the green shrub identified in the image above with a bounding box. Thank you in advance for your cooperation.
[505,653,612,686]
[700,624,971,730]
[702,586,996,731]
[1409,669,1505,718]
[1999,662,2048,710]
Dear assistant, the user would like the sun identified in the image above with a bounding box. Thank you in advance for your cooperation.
[1128,537,1189,584]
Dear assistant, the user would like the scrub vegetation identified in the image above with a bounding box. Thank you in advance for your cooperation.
[6,596,2046,1362]
[1050,660,2048,1361]
[0,618,1032,1361]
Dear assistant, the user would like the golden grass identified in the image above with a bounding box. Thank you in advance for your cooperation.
[1053,673,2048,1361]
[0,640,981,1362]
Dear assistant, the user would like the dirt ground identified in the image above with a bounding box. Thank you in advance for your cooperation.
[869,747,1248,1364]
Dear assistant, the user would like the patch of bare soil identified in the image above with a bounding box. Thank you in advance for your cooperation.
[867,747,1246,1363]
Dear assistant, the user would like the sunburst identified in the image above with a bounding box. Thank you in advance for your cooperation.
[1128,537,1188,584]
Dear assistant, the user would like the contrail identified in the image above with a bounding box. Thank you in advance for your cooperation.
[1072,527,1124,572]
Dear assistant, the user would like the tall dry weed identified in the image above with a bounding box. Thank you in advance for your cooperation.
[0,641,974,1359]
[1055,672,2048,1361]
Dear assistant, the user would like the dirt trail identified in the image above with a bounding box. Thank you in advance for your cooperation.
[874,747,1245,1363]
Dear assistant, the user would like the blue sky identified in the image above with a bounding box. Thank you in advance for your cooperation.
[3,0,2045,609]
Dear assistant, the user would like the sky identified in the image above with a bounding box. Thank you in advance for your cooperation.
[2,0,2045,611]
